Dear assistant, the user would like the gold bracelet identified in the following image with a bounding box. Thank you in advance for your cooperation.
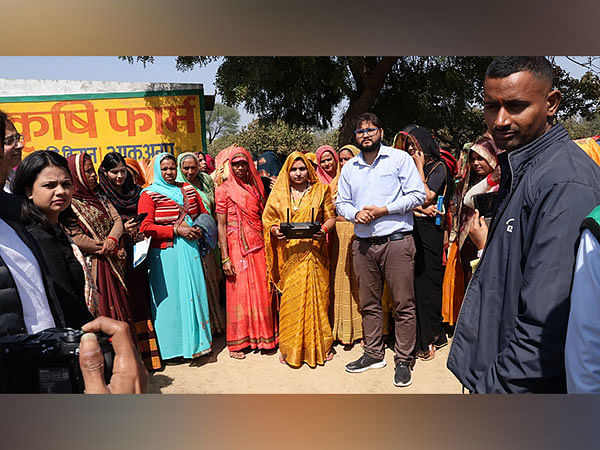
[221,257,231,265]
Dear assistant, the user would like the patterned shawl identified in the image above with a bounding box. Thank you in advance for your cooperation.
[176,152,215,214]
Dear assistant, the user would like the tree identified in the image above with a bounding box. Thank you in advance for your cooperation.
[123,56,600,149]
[207,119,313,158]
[206,103,240,144]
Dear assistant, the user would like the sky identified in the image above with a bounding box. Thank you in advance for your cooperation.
[0,56,592,130]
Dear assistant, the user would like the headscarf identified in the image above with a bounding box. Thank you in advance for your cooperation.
[408,127,441,160]
[176,152,214,213]
[212,144,236,187]
[142,153,185,206]
[455,136,499,248]
[262,151,326,291]
[203,153,215,174]
[223,146,265,208]
[315,145,339,185]
[98,157,142,217]
[144,155,159,186]
[330,144,360,200]
[305,152,318,169]
[256,151,283,178]
[67,153,107,214]
[124,157,148,187]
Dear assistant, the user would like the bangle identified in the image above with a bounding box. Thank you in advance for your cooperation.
[321,225,329,234]
[107,236,118,245]
[221,257,231,265]
[173,224,178,236]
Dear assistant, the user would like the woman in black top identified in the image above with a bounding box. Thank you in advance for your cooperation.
[396,127,448,361]
[11,150,93,329]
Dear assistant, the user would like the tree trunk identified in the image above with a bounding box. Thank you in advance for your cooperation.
[338,57,399,147]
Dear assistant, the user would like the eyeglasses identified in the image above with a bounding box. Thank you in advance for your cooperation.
[353,128,380,136]
[4,133,24,147]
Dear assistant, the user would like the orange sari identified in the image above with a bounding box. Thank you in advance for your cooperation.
[263,151,335,367]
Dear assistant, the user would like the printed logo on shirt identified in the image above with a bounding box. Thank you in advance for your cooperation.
[506,218,515,233]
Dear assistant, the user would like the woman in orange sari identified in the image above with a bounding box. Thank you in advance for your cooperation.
[215,147,278,359]
[263,151,336,367]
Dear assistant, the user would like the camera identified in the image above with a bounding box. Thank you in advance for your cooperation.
[0,328,114,393]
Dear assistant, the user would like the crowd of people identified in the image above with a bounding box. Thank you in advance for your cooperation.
[3,56,600,393]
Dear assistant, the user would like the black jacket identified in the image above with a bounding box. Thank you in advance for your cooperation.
[447,124,600,393]
[0,192,92,336]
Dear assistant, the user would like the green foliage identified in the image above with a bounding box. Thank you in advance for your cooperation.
[312,128,340,149]
[562,113,600,140]
[206,103,240,143]
[207,120,314,159]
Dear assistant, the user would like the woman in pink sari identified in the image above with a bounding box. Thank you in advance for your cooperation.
[315,145,339,186]
[215,147,278,359]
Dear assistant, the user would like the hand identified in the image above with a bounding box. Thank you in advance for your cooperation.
[91,240,104,255]
[124,218,140,236]
[420,204,442,218]
[101,237,117,255]
[312,229,325,240]
[363,205,387,220]
[412,149,425,168]
[79,316,148,394]
[271,225,286,240]
[468,209,488,250]
[222,260,236,277]
[269,176,277,190]
[355,209,374,224]
[176,222,202,240]
[117,248,127,261]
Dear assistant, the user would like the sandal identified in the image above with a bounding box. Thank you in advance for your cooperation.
[229,351,246,360]
[279,355,287,365]
[325,352,334,362]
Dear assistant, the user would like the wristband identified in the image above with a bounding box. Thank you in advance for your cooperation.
[321,225,329,234]
[107,236,118,245]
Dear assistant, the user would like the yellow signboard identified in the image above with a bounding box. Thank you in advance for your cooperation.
[0,89,207,168]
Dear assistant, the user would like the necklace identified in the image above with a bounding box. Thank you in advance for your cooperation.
[290,184,310,211]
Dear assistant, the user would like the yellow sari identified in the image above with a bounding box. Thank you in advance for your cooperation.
[263,151,335,367]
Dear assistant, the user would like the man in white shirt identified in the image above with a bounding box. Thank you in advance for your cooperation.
[337,112,426,387]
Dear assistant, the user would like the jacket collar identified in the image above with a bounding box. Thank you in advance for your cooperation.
[506,124,570,176]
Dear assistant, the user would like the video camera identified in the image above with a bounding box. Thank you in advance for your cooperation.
[279,208,321,239]
[0,328,114,393]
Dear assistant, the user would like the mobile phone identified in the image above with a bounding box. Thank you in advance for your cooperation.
[133,212,148,223]
[473,192,498,219]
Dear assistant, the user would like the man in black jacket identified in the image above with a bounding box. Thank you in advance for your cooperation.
[447,57,600,393]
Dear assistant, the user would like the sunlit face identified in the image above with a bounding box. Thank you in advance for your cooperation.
[469,151,494,177]
[319,151,336,177]
[106,162,128,187]
[31,165,73,224]
[197,153,208,172]
[181,156,199,182]
[83,156,98,190]
[4,122,24,168]
[354,120,382,152]
[231,159,249,181]
[160,157,177,185]
[339,149,354,167]
[483,71,560,151]
[289,158,308,187]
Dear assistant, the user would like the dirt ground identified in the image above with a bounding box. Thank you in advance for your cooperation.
[147,334,463,394]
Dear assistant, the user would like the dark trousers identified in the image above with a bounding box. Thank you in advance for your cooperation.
[352,235,416,363]
[413,217,444,353]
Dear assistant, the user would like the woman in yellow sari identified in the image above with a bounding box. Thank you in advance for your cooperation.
[263,151,337,367]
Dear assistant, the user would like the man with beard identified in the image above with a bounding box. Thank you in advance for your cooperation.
[336,112,425,387]
[447,57,600,393]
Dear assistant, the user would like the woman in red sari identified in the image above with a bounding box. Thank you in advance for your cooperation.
[66,152,135,333]
[215,147,278,359]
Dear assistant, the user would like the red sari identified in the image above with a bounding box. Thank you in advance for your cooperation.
[215,147,278,352]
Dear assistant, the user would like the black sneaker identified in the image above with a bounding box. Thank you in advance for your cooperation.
[394,361,412,387]
[345,353,387,373]
[434,333,448,349]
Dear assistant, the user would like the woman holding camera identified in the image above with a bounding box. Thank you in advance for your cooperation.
[215,147,278,359]
[138,152,212,361]
[263,151,336,368]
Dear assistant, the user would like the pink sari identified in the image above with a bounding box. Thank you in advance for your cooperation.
[215,147,278,351]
